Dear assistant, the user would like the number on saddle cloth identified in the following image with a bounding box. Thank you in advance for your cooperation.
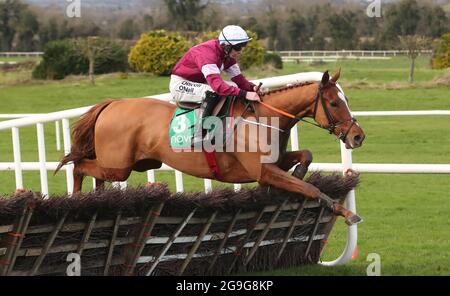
[169,92,237,149]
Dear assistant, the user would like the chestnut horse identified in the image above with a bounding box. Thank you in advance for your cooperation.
[56,70,365,225]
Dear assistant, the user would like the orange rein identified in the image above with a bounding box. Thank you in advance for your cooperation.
[253,82,298,120]
[258,101,297,119]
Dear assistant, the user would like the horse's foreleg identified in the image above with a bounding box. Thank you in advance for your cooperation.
[259,164,362,225]
[278,149,313,180]
[260,163,321,198]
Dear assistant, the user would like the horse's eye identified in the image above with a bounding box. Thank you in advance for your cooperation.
[330,101,338,107]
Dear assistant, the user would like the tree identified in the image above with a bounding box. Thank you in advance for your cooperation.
[266,13,278,50]
[326,11,357,50]
[381,0,421,47]
[142,14,154,31]
[164,0,208,31]
[416,5,449,38]
[241,16,266,40]
[16,10,39,51]
[396,0,421,35]
[287,11,307,49]
[118,19,136,40]
[0,0,26,50]
[399,35,430,83]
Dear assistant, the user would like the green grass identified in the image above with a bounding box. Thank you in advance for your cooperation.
[253,174,450,276]
[0,56,41,63]
[247,56,448,84]
[0,56,449,275]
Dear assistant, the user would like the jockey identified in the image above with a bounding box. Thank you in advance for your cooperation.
[170,25,261,121]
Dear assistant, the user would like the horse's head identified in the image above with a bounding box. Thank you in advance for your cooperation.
[310,70,365,149]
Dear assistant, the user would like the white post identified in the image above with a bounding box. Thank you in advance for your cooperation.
[11,127,23,190]
[204,179,212,193]
[55,120,61,151]
[320,141,357,266]
[175,170,183,192]
[290,124,299,151]
[62,119,74,195]
[36,123,49,198]
[147,170,155,183]
[234,184,241,191]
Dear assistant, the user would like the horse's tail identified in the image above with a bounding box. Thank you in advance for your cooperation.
[55,100,115,174]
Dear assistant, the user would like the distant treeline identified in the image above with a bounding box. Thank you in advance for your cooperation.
[1,0,449,51]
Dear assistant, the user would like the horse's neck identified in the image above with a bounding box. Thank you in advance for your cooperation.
[255,83,318,129]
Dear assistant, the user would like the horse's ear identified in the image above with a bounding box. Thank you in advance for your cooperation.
[321,70,330,87]
[331,68,341,83]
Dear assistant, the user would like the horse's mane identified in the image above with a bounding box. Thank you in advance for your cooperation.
[261,81,317,97]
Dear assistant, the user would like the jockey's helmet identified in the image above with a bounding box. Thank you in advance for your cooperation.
[219,25,252,49]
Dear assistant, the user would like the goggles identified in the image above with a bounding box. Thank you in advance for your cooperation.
[232,42,248,51]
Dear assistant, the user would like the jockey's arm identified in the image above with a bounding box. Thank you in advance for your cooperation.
[225,63,256,92]
[200,61,246,98]
[205,73,260,102]
[197,57,259,101]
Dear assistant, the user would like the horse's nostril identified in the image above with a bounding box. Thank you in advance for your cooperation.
[354,134,363,145]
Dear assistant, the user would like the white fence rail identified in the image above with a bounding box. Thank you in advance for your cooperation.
[1,72,449,267]
[0,52,43,57]
[1,114,63,151]
[274,50,433,61]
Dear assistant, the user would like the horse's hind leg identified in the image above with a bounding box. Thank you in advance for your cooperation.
[73,159,132,193]
[73,165,85,193]
[278,150,313,180]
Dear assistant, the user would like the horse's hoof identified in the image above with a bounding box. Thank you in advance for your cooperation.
[344,169,360,178]
[345,214,363,226]
[14,188,27,196]
[146,182,165,189]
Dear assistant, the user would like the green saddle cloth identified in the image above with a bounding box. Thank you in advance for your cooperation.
[169,96,236,149]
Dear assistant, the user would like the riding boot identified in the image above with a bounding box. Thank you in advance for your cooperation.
[192,91,220,146]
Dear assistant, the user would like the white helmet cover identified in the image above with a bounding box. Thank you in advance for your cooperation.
[218,25,252,46]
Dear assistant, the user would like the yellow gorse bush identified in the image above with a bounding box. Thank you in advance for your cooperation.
[128,30,190,75]
[432,33,450,69]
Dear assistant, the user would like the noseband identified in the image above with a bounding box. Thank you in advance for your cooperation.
[308,85,357,142]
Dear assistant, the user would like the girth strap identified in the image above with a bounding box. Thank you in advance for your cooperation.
[203,150,223,180]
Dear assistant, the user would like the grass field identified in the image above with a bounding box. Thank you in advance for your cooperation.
[0,56,449,275]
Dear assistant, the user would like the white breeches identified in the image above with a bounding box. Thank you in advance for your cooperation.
[169,75,238,103]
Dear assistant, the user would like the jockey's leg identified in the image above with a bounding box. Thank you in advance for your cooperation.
[193,91,220,146]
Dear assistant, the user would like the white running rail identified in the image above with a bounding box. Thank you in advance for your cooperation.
[1,114,63,151]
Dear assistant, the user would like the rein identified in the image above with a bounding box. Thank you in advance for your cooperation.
[257,85,357,142]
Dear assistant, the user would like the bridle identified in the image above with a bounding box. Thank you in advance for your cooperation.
[258,83,358,143]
